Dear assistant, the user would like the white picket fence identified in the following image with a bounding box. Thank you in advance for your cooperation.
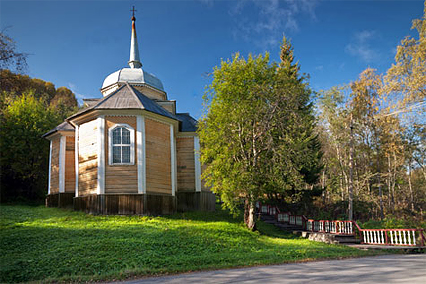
[362,229,423,246]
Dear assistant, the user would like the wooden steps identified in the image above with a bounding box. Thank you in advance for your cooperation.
[260,213,361,245]
[258,207,425,250]
[260,214,305,232]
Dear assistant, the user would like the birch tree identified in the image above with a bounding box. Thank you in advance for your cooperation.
[383,1,426,105]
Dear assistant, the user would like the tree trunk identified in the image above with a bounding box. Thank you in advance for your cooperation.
[348,115,354,221]
[322,170,326,205]
[244,199,249,225]
[408,162,415,212]
[336,145,347,202]
[391,151,397,211]
[387,155,395,213]
[377,155,384,220]
[244,198,256,231]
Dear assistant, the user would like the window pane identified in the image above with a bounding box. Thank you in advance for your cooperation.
[113,146,121,163]
[122,146,130,163]
[113,128,121,144]
[122,128,130,144]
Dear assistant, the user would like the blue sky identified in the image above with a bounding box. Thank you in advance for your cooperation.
[1,0,424,118]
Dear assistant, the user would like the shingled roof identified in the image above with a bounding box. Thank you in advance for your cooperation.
[176,113,198,132]
[42,121,75,138]
[67,83,178,121]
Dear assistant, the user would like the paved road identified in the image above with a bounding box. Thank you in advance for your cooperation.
[110,254,426,284]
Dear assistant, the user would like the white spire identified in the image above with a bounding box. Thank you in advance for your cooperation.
[128,9,142,69]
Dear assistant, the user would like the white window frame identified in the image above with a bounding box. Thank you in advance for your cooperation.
[108,123,135,165]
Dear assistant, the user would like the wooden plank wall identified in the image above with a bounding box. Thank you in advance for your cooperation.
[78,119,98,196]
[74,194,176,215]
[145,118,172,195]
[65,136,75,193]
[157,102,175,114]
[104,116,138,194]
[176,137,195,191]
[45,192,74,208]
[133,85,166,100]
[50,138,60,194]
[176,191,215,212]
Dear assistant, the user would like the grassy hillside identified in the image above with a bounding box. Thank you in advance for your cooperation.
[0,205,378,283]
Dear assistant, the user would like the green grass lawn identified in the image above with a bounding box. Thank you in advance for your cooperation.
[0,205,380,283]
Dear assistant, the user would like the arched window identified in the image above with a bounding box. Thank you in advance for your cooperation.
[109,124,135,165]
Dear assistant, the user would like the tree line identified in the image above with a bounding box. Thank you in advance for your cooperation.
[200,4,425,229]
[316,6,425,222]
[0,31,78,202]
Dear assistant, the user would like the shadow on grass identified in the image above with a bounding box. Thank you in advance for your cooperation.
[163,204,242,224]
[256,219,301,240]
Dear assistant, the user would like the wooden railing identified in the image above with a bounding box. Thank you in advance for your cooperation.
[277,212,290,223]
[260,205,268,214]
[360,229,425,246]
[306,220,353,235]
[256,202,308,230]
[257,201,426,247]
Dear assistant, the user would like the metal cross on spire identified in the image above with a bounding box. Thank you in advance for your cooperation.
[130,6,137,20]
[128,5,141,68]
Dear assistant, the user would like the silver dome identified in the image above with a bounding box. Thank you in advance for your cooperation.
[102,68,164,92]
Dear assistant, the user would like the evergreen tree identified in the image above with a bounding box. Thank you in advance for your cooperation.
[199,38,322,229]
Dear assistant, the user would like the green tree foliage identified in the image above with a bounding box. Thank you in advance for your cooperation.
[318,69,425,221]
[0,71,78,202]
[0,69,77,111]
[383,1,426,105]
[199,38,321,230]
[0,92,62,201]
[316,3,426,223]
[51,86,78,109]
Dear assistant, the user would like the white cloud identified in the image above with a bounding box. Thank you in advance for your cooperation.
[230,0,319,49]
[345,30,379,62]
[198,0,214,8]
[68,83,85,105]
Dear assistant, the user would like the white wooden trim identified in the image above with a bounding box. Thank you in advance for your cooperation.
[48,140,52,195]
[137,116,146,194]
[142,118,146,194]
[59,136,66,193]
[75,125,79,197]
[194,136,202,192]
[108,123,135,165]
[170,125,177,196]
[97,116,105,195]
